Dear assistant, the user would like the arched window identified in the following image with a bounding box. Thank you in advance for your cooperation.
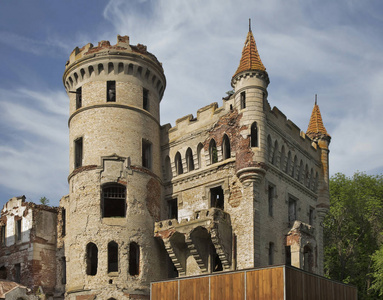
[267,135,273,162]
[209,139,218,164]
[250,122,258,147]
[102,184,126,218]
[108,241,118,273]
[197,143,204,169]
[280,146,285,171]
[309,168,314,190]
[164,156,172,180]
[272,140,278,165]
[286,151,291,174]
[222,135,231,160]
[185,148,194,172]
[129,242,140,276]
[292,156,298,179]
[298,160,304,182]
[86,243,98,276]
[175,152,183,175]
[304,164,309,187]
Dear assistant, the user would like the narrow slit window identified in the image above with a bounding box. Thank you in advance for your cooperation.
[15,219,21,241]
[74,137,83,169]
[288,197,297,226]
[240,91,246,109]
[76,87,82,109]
[108,241,118,273]
[62,257,66,284]
[62,209,66,236]
[268,185,274,217]
[251,122,258,147]
[143,88,149,111]
[129,242,140,276]
[209,139,218,164]
[107,81,116,102]
[222,135,231,160]
[268,242,274,265]
[175,152,183,175]
[0,225,5,246]
[186,148,194,172]
[142,139,152,169]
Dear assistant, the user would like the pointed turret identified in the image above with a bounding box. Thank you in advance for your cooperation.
[231,21,269,87]
[306,97,330,142]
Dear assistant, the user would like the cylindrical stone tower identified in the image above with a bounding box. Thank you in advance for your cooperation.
[62,35,166,299]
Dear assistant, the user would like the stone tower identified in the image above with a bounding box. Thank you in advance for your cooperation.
[230,26,270,267]
[62,35,166,299]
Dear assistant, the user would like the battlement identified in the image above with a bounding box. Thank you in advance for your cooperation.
[65,35,163,72]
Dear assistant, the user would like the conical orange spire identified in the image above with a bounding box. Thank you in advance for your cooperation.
[306,96,330,140]
[232,23,266,79]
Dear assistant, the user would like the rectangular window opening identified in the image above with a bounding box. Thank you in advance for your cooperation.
[210,186,224,210]
[107,81,116,102]
[62,209,66,236]
[268,242,274,265]
[62,257,66,284]
[285,246,291,266]
[74,137,83,169]
[268,185,274,217]
[1,225,5,246]
[240,91,246,109]
[143,88,149,111]
[309,207,314,226]
[168,199,178,220]
[15,219,21,241]
[103,186,126,218]
[76,87,82,109]
[288,197,297,226]
[142,139,152,169]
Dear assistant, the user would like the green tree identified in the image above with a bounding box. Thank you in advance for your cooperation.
[324,172,383,300]
[39,196,50,206]
[371,244,383,296]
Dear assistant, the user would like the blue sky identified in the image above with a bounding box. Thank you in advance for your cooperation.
[0,0,382,207]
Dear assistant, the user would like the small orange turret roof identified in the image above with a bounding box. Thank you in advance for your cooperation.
[306,97,330,139]
[232,23,266,79]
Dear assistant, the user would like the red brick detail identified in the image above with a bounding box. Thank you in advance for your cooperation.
[146,178,161,222]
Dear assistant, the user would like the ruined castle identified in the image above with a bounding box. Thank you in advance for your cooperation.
[0,27,331,299]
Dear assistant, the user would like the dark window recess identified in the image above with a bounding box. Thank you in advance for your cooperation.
[14,263,21,283]
[168,199,178,219]
[108,241,118,273]
[222,135,231,160]
[142,140,152,169]
[309,208,314,226]
[175,152,183,175]
[240,91,246,109]
[268,185,274,217]
[62,257,66,284]
[107,81,116,102]
[303,245,313,272]
[251,122,258,147]
[74,138,83,169]
[186,148,194,172]
[129,242,140,276]
[102,185,126,218]
[143,88,149,111]
[62,209,66,236]
[76,87,82,109]
[210,186,224,210]
[1,226,6,246]
[288,198,297,225]
[268,242,274,265]
[285,246,291,266]
[16,219,21,241]
[86,243,98,276]
[0,266,6,280]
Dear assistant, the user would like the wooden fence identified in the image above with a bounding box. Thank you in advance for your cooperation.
[151,265,357,300]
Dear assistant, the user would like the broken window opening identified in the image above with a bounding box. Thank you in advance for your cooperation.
[303,245,314,272]
[102,184,126,218]
[250,122,258,147]
[76,87,82,109]
[143,88,149,111]
[142,139,152,169]
[209,139,218,164]
[268,242,274,265]
[240,91,246,109]
[15,219,21,242]
[108,241,118,273]
[222,135,231,160]
[74,137,83,169]
[268,185,274,217]
[210,186,224,210]
[86,243,98,276]
[129,242,140,276]
[107,81,116,102]
[168,199,178,220]
[186,148,194,172]
[14,263,21,283]
[175,152,183,175]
